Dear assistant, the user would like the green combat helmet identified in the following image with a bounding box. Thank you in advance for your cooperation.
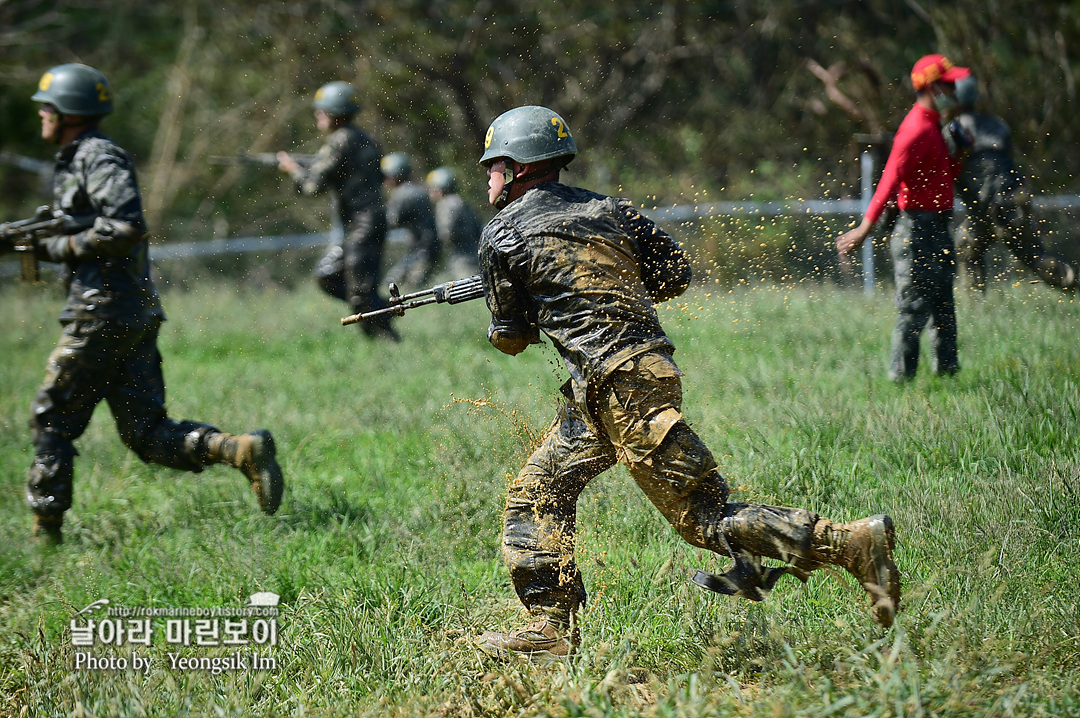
[479,105,576,208]
[954,73,979,108]
[381,152,413,182]
[426,166,457,193]
[479,105,577,168]
[312,81,360,117]
[31,63,113,116]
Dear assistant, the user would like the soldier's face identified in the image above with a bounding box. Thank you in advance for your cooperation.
[486,160,507,206]
[39,104,61,143]
[315,109,332,132]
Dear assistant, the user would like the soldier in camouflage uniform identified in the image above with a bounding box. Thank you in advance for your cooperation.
[2,65,283,544]
[475,106,901,658]
[380,153,441,288]
[278,81,397,340]
[948,73,1077,291]
[426,166,482,277]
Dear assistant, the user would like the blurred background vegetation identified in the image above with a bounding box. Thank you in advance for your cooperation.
[1,0,1078,276]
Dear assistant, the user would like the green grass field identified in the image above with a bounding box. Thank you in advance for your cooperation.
[1,276,1078,717]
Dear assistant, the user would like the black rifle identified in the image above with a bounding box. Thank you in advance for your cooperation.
[0,205,94,282]
[340,275,484,326]
[208,150,315,167]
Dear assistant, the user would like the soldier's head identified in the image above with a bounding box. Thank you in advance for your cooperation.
[312,81,360,131]
[32,64,112,145]
[910,54,970,115]
[381,152,412,187]
[954,73,979,109]
[478,105,576,209]
[426,166,456,200]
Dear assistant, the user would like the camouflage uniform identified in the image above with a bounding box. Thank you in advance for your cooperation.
[952,110,1077,290]
[481,182,849,627]
[26,129,232,517]
[434,192,482,277]
[289,125,395,336]
[384,181,440,288]
[889,210,959,379]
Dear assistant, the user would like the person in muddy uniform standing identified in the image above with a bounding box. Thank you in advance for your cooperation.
[474,105,901,658]
[278,81,397,340]
[948,72,1077,291]
[426,166,482,277]
[3,64,283,544]
[380,152,441,289]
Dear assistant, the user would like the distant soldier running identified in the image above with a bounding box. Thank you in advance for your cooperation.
[278,81,397,340]
[426,166,482,277]
[381,152,441,289]
[948,73,1078,291]
[1,64,283,544]
[475,106,900,658]
[837,54,970,382]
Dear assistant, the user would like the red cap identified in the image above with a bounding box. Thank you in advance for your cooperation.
[910,54,970,90]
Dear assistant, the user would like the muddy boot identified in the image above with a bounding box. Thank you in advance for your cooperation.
[479,608,579,658]
[204,430,284,515]
[810,515,901,628]
[33,513,64,545]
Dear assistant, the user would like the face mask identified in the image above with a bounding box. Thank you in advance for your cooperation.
[932,86,957,113]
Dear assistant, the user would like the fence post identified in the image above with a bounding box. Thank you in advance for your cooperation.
[860,150,875,294]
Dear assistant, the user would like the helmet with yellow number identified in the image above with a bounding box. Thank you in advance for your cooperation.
[31,64,113,116]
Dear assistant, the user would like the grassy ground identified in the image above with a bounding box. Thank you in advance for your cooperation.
[1,276,1078,717]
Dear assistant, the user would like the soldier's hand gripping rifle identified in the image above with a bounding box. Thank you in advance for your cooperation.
[340,274,484,326]
[0,205,94,282]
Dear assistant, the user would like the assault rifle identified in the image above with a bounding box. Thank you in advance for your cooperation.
[208,150,315,168]
[0,205,94,282]
[340,274,484,326]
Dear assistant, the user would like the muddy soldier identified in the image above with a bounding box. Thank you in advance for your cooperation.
[277,81,397,340]
[3,64,283,544]
[948,73,1078,291]
[474,106,901,658]
[426,166,482,277]
[837,54,970,382]
[380,153,441,289]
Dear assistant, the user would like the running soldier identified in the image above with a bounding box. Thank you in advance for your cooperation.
[837,54,970,382]
[949,73,1077,291]
[475,106,900,658]
[426,166,482,277]
[278,81,397,340]
[2,64,283,544]
[381,153,440,288]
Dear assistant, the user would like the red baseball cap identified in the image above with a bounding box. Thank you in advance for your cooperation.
[910,54,971,90]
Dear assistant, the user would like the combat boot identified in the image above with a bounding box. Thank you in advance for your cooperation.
[479,609,579,658]
[204,430,284,515]
[810,515,900,628]
[32,513,63,545]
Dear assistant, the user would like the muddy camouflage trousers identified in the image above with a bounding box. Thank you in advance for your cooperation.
[888,210,959,380]
[957,198,1077,290]
[314,207,396,337]
[26,319,219,516]
[503,351,821,624]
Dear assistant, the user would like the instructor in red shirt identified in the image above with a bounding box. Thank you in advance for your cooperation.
[838,54,970,382]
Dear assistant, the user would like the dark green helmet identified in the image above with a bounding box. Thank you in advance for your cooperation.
[381,152,412,181]
[954,74,979,107]
[31,64,113,116]
[312,81,360,117]
[479,105,577,167]
[426,166,456,193]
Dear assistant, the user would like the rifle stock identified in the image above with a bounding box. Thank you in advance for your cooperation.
[341,274,484,326]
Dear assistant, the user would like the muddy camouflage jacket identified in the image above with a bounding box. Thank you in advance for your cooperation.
[36,128,163,325]
[953,110,1026,207]
[480,182,691,395]
[290,125,383,222]
[435,193,481,258]
[386,181,439,259]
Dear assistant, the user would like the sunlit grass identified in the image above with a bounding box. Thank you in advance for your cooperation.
[1,277,1078,716]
